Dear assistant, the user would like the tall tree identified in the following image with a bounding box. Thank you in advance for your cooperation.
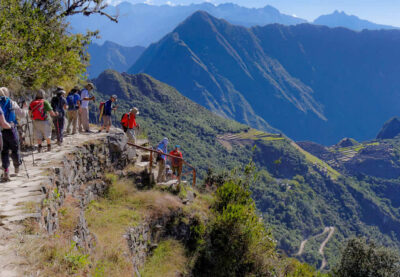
[0,0,117,92]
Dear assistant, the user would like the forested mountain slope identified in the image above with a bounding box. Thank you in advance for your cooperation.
[129,11,400,145]
[93,70,400,269]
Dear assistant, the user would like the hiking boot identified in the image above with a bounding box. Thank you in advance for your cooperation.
[2,172,10,182]
[98,130,102,133]
[85,130,93,134]
[14,167,19,174]
[38,144,42,153]
[47,144,52,152]
[57,141,62,146]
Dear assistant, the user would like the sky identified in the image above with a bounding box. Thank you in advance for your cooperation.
[107,0,400,27]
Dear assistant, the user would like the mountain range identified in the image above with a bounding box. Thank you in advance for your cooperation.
[129,11,400,145]
[70,2,398,48]
[93,69,400,270]
[314,10,397,31]
[87,41,145,77]
[69,2,305,47]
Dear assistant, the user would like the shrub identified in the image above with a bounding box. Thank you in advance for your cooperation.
[333,237,400,277]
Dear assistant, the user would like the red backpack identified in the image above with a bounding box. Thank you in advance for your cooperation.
[30,99,47,120]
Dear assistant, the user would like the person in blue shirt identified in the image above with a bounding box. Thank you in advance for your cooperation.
[66,87,81,135]
[99,95,118,133]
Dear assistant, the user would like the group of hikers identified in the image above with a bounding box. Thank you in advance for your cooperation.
[0,82,185,184]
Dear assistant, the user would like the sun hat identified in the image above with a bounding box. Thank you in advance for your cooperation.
[131,107,139,115]
[36,89,45,99]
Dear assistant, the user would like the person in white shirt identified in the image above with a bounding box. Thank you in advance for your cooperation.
[78,83,95,133]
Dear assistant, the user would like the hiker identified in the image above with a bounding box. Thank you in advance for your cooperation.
[0,87,28,181]
[166,165,173,181]
[121,107,140,143]
[0,107,12,153]
[66,87,81,135]
[98,95,117,133]
[78,83,95,133]
[29,89,57,152]
[51,88,67,145]
[169,145,183,183]
[156,137,169,183]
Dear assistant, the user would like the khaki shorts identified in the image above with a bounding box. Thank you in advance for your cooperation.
[172,165,182,177]
[102,115,111,127]
[33,120,51,141]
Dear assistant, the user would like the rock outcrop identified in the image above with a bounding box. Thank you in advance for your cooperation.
[377,117,400,140]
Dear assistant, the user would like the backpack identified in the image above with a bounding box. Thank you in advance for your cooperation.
[30,99,47,121]
[66,93,78,110]
[51,96,64,115]
[0,97,16,125]
[120,113,129,132]
[98,102,105,121]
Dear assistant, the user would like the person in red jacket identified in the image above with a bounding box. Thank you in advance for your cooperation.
[169,145,183,183]
[121,107,140,143]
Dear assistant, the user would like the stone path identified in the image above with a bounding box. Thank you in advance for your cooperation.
[0,129,109,276]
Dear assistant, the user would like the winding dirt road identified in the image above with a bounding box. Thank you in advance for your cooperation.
[296,226,335,270]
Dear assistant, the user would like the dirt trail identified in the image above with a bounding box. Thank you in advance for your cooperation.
[0,129,109,276]
[319,227,335,270]
[296,226,335,270]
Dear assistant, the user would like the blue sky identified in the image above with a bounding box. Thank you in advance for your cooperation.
[108,0,400,26]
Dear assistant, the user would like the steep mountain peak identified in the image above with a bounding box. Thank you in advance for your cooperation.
[377,117,400,140]
[182,10,217,25]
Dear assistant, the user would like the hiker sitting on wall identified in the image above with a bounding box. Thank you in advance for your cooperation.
[156,137,169,183]
[121,107,140,143]
[169,145,183,184]
[66,86,81,135]
[0,87,28,181]
[78,83,95,133]
[29,89,57,153]
[99,95,118,133]
[51,88,67,146]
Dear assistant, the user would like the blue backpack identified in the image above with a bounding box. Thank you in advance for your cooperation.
[0,97,16,125]
[66,93,78,110]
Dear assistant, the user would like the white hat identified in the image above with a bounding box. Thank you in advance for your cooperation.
[130,107,139,115]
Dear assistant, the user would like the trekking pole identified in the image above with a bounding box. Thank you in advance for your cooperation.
[26,116,36,166]
[21,157,29,179]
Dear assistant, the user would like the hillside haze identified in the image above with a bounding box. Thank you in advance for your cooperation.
[69,2,306,46]
[129,11,400,144]
[87,41,145,77]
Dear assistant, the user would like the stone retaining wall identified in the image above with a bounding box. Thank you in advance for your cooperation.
[40,132,135,240]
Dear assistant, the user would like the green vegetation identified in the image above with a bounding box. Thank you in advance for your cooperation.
[140,240,188,277]
[333,238,400,277]
[0,0,115,92]
[92,70,400,270]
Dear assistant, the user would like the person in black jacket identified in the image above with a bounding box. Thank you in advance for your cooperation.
[51,88,67,146]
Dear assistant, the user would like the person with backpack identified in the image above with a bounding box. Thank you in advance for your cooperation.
[78,83,95,133]
[29,89,57,153]
[66,87,81,135]
[0,87,28,181]
[156,137,169,183]
[120,107,140,143]
[169,145,183,184]
[0,106,12,156]
[98,95,117,133]
[51,88,67,146]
